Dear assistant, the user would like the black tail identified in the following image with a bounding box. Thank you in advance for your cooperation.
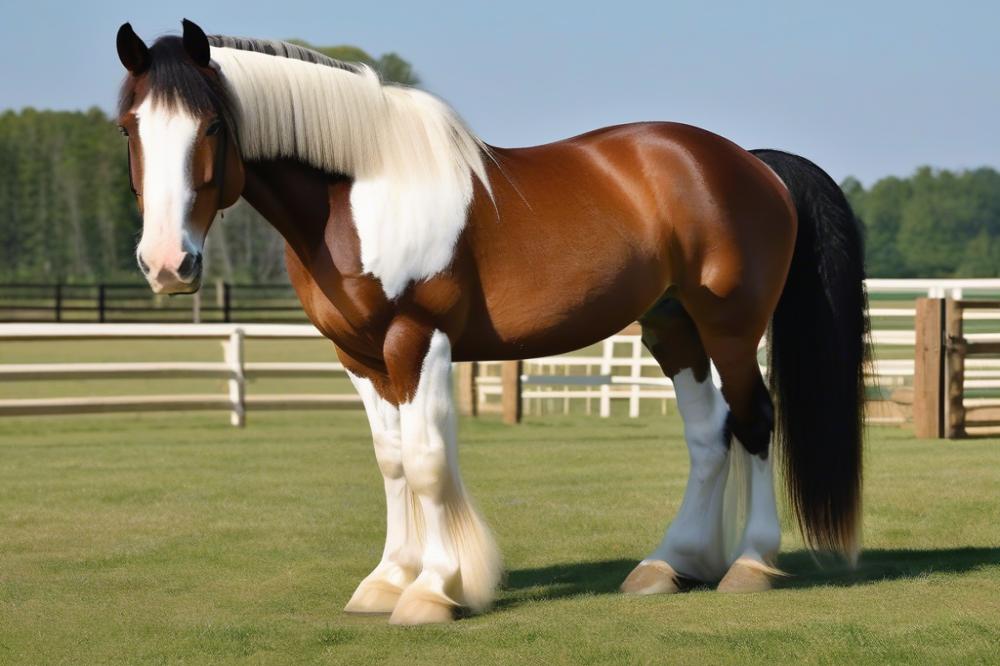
[752,149,870,558]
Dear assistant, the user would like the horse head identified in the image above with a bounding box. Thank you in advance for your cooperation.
[116,19,244,294]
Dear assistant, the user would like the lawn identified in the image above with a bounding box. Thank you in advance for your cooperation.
[0,411,998,664]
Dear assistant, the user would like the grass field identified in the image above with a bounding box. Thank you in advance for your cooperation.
[1,410,998,664]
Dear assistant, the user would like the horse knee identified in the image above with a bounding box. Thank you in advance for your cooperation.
[373,430,404,480]
[400,433,450,497]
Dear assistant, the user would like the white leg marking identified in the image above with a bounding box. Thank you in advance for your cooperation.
[390,331,501,623]
[730,445,781,566]
[648,368,731,582]
[717,441,782,593]
[344,372,422,613]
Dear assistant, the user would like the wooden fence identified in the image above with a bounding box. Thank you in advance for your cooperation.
[465,278,1000,425]
[0,282,305,323]
[913,298,1000,438]
[0,323,360,425]
[0,323,662,426]
[468,327,917,425]
[5,277,1000,324]
[4,279,1000,428]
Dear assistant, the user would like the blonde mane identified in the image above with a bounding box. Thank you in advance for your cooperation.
[209,43,491,194]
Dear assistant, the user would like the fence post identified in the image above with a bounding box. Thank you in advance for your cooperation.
[629,337,642,418]
[223,283,232,323]
[913,297,945,438]
[455,362,478,417]
[223,328,246,427]
[97,284,106,323]
[501,360,522,424]
[54,284,62,322]
[945,298,965,438]
[192,290,201,324]
[599,339,613,418]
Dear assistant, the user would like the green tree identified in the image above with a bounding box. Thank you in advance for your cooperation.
[860,177,911,276]
[956,230,1000,277]
[286,40,420,86]
[846,166,1000,278]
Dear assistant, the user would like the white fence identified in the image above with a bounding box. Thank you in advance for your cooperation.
[0,323,360,425]
[473,329,925,420]
[4,279,1000,424]
[474,278,1000,419]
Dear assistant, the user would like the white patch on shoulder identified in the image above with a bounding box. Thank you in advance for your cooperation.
[350,172,473,300]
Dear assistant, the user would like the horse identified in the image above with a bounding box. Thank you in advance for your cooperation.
[115,19,869,625]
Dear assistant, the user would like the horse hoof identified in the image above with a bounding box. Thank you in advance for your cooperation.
[620,560,683,595]
[717,559,774,594]
[344,579,404,614]
[388,587,457,625]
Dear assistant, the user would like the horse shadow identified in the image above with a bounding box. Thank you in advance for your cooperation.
[498,547,1000,608]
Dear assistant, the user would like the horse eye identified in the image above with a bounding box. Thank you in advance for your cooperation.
[118,126,129,137]
[205,119,222,136]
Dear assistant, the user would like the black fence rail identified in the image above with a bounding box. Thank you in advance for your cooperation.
[0,282,308,323]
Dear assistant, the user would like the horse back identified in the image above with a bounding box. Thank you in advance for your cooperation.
[451,122,795,359]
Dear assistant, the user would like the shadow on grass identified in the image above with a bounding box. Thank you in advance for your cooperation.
[775,546,1000,589]
[500,547,1000,607]
[499,558,636,608]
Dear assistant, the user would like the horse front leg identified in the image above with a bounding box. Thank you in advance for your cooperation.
[343,369,422,614]
[385,324,501,625]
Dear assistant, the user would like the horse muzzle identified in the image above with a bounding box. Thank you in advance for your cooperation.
[139,251,203,295]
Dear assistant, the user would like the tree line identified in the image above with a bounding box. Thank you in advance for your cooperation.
[1,41,997,283]
[843,168,1000,277]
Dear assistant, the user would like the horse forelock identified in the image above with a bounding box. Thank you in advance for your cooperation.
[117,36,237,136]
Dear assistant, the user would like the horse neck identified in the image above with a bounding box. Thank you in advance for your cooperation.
[239,159,341,266]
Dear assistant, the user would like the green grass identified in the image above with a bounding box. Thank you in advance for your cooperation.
[1,411,998,664]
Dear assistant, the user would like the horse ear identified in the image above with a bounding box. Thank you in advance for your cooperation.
[116,23,150,74]
[182,18,211,67]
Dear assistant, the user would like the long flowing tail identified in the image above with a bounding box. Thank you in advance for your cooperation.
[751,148,870,558]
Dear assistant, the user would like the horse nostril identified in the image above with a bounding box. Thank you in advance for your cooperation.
[177,253,203,281]
[138,255,150,275]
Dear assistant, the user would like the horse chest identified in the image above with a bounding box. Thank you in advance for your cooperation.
[291,265,393,362]
[283,173,473,363]
[284,214,393,364]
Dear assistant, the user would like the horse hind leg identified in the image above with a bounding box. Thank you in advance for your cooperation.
[694,300,783,593]
[621,298,732,594]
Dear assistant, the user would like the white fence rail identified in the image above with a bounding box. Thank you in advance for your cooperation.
[4,279,1000,424]
[0,323,360,425]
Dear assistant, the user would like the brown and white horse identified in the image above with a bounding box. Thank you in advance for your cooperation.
[116,20,869,625]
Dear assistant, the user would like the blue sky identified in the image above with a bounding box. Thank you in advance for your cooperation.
[2,0,997,184]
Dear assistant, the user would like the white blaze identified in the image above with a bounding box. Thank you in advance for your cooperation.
[134,97,201,275]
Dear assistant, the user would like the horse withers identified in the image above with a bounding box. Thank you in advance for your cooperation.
[116,19,868,624]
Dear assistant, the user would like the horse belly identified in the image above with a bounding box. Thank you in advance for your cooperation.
[454,245,669,361]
